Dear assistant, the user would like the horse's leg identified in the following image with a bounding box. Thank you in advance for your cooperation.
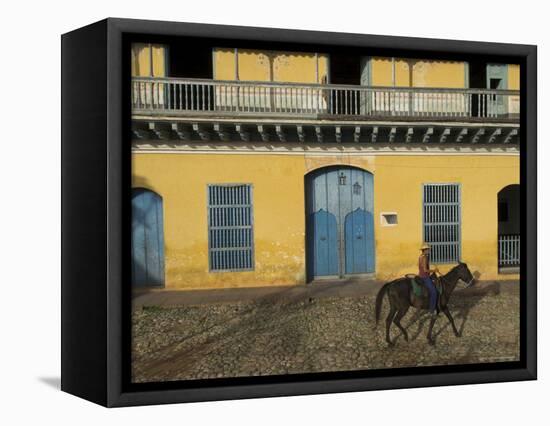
[385,306,397,346]
[427,313,438,345]
[393,307,410,342]
[442,306,461,337]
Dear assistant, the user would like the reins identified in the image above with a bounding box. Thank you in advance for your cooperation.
[438,264,472,293]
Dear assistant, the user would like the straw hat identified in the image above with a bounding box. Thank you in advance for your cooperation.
[420,242,431,251]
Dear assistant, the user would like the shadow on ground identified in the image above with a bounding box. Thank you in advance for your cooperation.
[400,282,501,343]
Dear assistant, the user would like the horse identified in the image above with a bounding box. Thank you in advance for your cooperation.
[375,262,475,346]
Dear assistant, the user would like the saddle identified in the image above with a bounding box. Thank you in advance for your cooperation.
[405,274,442,298]
[405,274,424,297]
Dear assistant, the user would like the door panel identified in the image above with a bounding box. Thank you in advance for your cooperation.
[344,168,375,274]
[311,209,339,276]
[310,169,340,277]
[345,208,375,274]
[325,169,341,222]
[132,189,165,287]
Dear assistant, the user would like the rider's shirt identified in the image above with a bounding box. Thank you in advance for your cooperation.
[419,254,430,278]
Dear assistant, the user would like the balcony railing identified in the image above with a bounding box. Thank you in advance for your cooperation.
[132,77,520,120]
[498,234,520,267]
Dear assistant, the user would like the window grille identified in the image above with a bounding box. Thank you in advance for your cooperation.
[208,184,254,271]
[422,184,461,263]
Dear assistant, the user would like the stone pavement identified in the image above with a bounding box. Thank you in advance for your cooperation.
[132,280,520,383]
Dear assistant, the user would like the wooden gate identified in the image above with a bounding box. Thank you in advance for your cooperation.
[132,188,165,287]
[306,166,375,279]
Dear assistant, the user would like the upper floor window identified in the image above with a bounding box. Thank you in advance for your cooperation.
[131,43,167,77]
[212,48,329,84]
[207,184,254,272]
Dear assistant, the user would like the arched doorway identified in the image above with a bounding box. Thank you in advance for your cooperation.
[305,166,375,280]
[132,188,165,287]
[497,184,520,271]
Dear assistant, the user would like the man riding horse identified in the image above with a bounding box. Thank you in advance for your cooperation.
[375,249,475,346]
[419,242,439,313]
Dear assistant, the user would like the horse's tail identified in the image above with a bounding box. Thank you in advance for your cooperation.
[375,282,393,326]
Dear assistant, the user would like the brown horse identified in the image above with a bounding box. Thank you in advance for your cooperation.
[375,262,475,346]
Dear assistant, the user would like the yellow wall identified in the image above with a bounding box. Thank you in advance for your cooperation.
[370,57,467,88]
[370,58,394,86]
[507,64,520,114]
[212,48,237,80]
[508,64,520,90]
[236,49,271,81]
[213,48,329,83]
[133,151,519,289]
[133,154,306,289]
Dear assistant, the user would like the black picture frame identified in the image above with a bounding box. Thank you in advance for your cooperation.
[61,18,537,407]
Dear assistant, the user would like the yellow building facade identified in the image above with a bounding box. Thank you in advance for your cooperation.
[133,151,519,289]
[131,44,521,290]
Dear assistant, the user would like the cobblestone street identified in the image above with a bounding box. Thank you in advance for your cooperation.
[132,282,519,383]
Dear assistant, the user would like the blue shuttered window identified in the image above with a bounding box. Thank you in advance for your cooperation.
[208,184,254,272]
[423,183,461,263]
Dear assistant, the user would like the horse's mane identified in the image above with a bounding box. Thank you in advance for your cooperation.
[440,263,469,288]
[447,262,465,274]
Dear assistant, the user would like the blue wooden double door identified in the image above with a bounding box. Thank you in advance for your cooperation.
[307,167,375,278]
[132,188,165,287]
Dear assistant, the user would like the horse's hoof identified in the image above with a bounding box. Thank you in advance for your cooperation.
[387,341,395,347]
[428,339,436,346]
[455,332,462,338]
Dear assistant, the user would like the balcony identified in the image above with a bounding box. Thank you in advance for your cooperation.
[133,77,519,120]
[131,77,520,145]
